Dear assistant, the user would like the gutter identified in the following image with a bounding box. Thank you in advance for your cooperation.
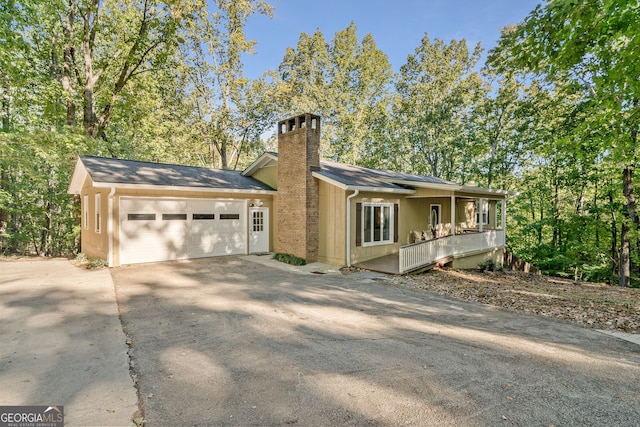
[345,190,360,267]
[107,187,116,268]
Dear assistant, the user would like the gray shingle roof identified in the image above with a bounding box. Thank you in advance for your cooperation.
[318,160,457,189]
[80,156,274,191]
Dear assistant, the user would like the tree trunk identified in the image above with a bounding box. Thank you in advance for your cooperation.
[63,0,76,126]
[1,71,10,252]
[619,220,630,287]
[552,174,560,248]
[620,166,637,287]
[82,0,99,136]
[1,71,9,131]
[609,188,617,285]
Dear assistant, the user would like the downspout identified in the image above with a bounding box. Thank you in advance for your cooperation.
[345,189,360,267]
[107,187,115,268]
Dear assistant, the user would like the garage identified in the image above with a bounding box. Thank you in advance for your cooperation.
[119,197,247,265]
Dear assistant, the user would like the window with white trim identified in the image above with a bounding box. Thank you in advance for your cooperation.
[83,195,89,230]
[476,200,488,225]
[362,203,393,246]
[95,194,101,233]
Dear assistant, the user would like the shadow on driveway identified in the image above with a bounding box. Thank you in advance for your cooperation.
[0,259,138,426]
[112,256,640,426]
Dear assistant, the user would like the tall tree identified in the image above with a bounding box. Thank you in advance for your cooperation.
[277,23,394,164]
[180,0,274,169]
[468,71,527,189]
[394,34,484,181]
[64,0,194,144]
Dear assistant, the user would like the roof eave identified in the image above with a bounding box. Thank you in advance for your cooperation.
[91,182,277,194]
[388,178,510,197]
[68,157,88,195]
[312,172,415,195]
[242,152,278,176]
[458,185,511,197]
[386,179,462,192]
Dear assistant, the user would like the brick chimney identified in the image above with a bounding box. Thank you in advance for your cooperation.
[276,113,320,262]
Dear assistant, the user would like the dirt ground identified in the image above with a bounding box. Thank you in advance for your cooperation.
[391,269,640,333]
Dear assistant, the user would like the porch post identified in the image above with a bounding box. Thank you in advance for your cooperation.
[501,198,506,230]
[479,198,485,233]
[450,195,456,236]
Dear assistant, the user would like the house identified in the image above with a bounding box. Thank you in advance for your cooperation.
[68,113,509,273]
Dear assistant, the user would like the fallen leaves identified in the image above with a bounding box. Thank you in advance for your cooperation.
[394,269,640,333]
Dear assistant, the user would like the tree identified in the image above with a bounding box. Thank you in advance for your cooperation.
[394,34,484,181]
[490,0,640,286]
[468,70,527,189]
[61,0,195,144]
[277,23,394,164]
[179,0,274,169]
[0,0,199,255]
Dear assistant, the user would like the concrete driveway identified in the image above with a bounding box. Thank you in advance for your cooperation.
[112,256,640,426]
[0,259,138,426]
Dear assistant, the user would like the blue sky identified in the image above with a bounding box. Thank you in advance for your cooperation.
[242,0,542,79]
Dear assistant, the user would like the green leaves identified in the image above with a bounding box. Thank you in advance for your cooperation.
[490,0,640,285]
[393,34,484,181]
[276,22,394,164]
[0,130,96,255]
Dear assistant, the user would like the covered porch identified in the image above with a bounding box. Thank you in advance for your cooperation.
[354,229,506,274]
[356,190,507,274]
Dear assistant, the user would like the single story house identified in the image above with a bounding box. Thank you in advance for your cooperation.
[68,113,509,273]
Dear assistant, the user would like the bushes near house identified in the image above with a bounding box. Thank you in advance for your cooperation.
[478,259,499,272]
[75,253,108,269]
[273,253,306,266]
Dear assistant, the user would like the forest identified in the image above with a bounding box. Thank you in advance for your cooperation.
[0,0,638,287]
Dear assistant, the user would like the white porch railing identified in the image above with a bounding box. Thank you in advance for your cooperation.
[399,229,505,273]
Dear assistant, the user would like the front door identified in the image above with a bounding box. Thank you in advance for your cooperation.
[249,207,269,253]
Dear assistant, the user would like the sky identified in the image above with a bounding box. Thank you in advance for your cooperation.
[241,0,543,79]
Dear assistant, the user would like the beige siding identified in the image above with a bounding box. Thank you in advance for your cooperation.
[452,247,504,269]
[318,181,346,265]
[252,164,278,189]
[411,188,454,198]
[404,197,455,241]
[457,200,476,230]
[80,176,109,260]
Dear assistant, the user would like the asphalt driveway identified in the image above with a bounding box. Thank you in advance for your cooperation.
[112,256,640,426]
[0,259,138,426]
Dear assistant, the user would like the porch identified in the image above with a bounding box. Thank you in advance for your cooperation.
[354,229,506,275]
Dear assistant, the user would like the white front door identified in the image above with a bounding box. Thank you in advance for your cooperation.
[249,207,269,253]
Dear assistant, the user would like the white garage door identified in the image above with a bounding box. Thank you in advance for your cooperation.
[119,197,247,265]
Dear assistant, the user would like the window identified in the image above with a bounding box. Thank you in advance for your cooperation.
[476,201,489,225]
[83,195,89,229]
[220,213,240,220]
[252,211,264,232]
[128,213,156,221]
[362,203,393,246]
[95,194,101,233]
[193,213,215,220]
[162,213,187,220]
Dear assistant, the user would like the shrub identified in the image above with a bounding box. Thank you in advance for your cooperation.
[273,253,306,266]
[478,259,499,272]
[76,253,108,269]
